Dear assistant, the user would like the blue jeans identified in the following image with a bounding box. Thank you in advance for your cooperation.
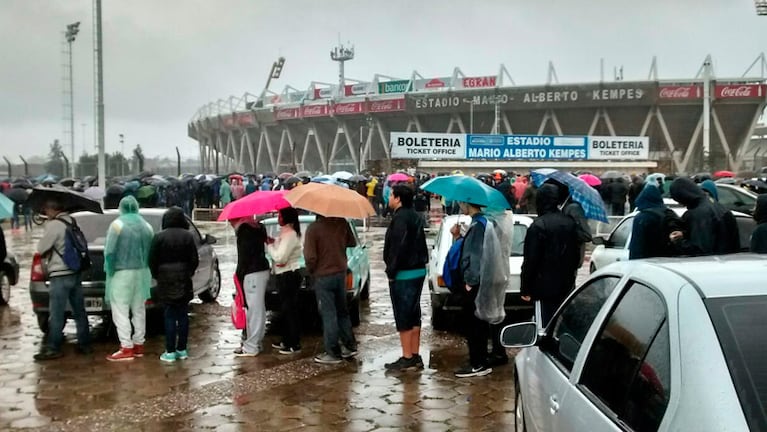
[314,272,356,357]
[47,274,90,352]
[164,303,189,353]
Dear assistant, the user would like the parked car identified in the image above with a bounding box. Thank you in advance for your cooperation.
[262,215,370,327]
[502,254,767,432]
[427,214,533,330]
[29,209,221,332]
[663,183,757,215]
[590,208,755,272]
[0,253,20,306]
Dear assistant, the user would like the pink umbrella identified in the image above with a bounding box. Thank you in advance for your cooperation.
[387,173,410,182]
[217,190,290,221]
[578,174,602,187]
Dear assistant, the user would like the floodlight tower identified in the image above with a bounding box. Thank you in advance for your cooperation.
[64,21,80,178]
[330,42,354,98]
[756,0,767,15]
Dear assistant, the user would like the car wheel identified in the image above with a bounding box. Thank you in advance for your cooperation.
[431,305,450,331]
[0,272,10,306]
[589,262,596,274]
[515,369,527,432]
[360,278,370,301]
[37,312,50,334]
[198,262,221,303]
[348,295,361,327]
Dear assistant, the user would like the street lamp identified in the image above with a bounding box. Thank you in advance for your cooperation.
[65,21,80,178]
[463,98,477,133]
[119,133,124,175]
[756,0,767,15]
[256,57,286,107]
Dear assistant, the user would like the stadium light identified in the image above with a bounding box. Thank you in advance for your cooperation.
[757,0,767,15]
[271,57,285,79]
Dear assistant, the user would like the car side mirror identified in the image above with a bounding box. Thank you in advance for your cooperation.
[592,235,607,246]
[501,322,538,348]
[204,234,217,245]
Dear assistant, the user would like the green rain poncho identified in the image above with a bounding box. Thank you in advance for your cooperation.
[104,196,155,305]
[220,180,232,206]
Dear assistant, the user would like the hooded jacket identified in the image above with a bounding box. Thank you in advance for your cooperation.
[149,207,199,305]
[520,184,580,302]
[669,178,722,256]
[629,185,679,259]
[751,195,767,253]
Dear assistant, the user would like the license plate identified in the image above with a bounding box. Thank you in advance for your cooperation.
[85,297,103,312]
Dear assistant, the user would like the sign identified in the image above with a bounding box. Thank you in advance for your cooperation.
[466,135,587,160]
[235,112,255,127]
[414,77,451,91]
[344,83,369,96]
[313,87,335,99]
[378,80,412,94]
[221,115,235,128]
[301,104,330,118]
[368,98,406,113]
[275,107,300,120]
[587,136,649,160]
[459,76,497,89]
[715,84,766,99]
[390,133,466,159]
[658,85,701,100]
[332,101,365,116]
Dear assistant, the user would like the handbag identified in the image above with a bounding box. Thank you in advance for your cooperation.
[231,275,247,330]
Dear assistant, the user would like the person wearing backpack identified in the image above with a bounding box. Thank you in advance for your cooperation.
[104,196,155,362]
[148,207,199,363]
[34,200,92,361]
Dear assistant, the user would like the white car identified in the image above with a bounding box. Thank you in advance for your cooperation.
[590,208,756,273]
[427,213,533,329]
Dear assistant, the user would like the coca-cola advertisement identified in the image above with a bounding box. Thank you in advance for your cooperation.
[715,84,766,99]
[658,85,701,100]
[332,102,365,116]
[301,104,330,118]
[235,112,255,127]
[275,107,299,120]
[368,98,405,113]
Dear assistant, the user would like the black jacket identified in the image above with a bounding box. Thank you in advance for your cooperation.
[495,179,516,209]
[149,207,199,305]
[751,195,767,253]
[520,184,580,302]
[235,222,270,283]
[607,180,629,205]
[629,185,680,259]
[0,226,5,264]
[669,178,721,256]
[383,206,428,279]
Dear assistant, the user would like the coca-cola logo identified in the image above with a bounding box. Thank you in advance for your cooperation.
[303,105,326,116]
[720,86,753,98]
[659,86,692,98]
[335,103,360,114]
[371,101,393,111]
[276,109,297,119]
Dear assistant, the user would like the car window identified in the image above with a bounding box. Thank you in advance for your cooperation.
[716,187,739,206]
[609,217,633,248]
[75,213,163,245]
[735,216,755,251]
[579,282,669,432]
[544,276,621,372]
[706,295,767,432]
[186,217,202,245]
[510,223,527,256]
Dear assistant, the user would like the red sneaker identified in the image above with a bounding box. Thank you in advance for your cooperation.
[106,347,134,362]
[133,344,144,357]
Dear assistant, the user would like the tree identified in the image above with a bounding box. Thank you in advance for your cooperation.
[45,140,65,177]
[133,145,145,173]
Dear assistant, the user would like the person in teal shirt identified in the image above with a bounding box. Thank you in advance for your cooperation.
[219,180,232,207]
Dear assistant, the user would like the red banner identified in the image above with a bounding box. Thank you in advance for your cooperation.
[301,104,330,118]
[368,98,405,113]
[461,76,497,89]
[221,115,235,128]
[313,87,334,99]
[344,83,369,96]
[275,107,299,120]
[235,112,255,127]
[715,84,766,99]
[332,101,365,116]
[658,85,701,100]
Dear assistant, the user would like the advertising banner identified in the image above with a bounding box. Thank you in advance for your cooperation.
[587,136,649,160]
[658,85,702,100]
[301,104,330,118]
[254,109,275,124]
[715,84,766,99]
[413,77,452,91]
[378,80,412,94]
[466,134,587,160]
[332,101,365,116]
[458,76,497,89]
[344,83,370,96]
[221,115,235,128]
[368,98,406,113]
[313,87,335,100]
[275,107,300,120]
[234,112,256,127]
[390,133,466,159]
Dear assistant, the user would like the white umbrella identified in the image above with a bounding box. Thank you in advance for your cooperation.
[331,171,354,181]
[83,186,106,201]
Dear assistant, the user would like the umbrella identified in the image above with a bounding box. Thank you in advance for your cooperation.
[83,186,106,201]
[5,188,29,204]
[742,179,767,193]
[578,174,602,187]
[285,182,375,219]
[387,173,410,182]
[136,185,157,200]
[532,169,608,223]
[600,170,624,180]
[58,178,77,187]
[0,193,14,219]
[349,175,368,182]
[420,175,510,210]
[106,184,125,195]
[713,170,735,179]
[284,176,302,186]
[294,171,313,178]
[715,177,736,185]
[311,175,336,184]
[278,172,294,180]
[27,185,103,214]
[12,178,33,189]
[217,190,290,221]
[332,171,354,180]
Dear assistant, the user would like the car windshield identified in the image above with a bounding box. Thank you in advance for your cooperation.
[706,295,767,431]
[74,213,164,246]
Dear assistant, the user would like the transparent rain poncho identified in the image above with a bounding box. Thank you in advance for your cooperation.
[104,196,155,305]
[475,211,514,325]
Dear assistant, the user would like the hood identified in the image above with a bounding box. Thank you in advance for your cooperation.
[670,177,705,208]
[162,206,189,229]
[755,194,767,224]
[118,196,140,215]
[700,180,718,202]
[536,184,561,215]
[635,184,665,211]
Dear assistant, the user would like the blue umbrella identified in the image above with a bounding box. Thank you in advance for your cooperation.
[531,169,608,223]
[0,193,14,219]
[421,175,510,209]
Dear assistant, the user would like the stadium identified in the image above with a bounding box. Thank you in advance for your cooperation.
[188,54,767,175]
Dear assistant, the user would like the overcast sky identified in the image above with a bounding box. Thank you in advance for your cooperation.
[1,0,766,161]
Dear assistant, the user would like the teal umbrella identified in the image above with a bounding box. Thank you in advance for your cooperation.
[0,193,14,219]
[421,175,510,209]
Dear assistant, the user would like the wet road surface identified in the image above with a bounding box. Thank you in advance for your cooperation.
[0,215,590,431]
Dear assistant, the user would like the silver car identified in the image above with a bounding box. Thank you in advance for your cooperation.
[503,254,767,431]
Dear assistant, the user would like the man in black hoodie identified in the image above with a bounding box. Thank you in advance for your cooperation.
[751,195,767,253]
[669,177,722,256]
[149,207,199,362]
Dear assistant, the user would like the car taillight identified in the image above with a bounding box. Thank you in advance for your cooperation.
[437,276,446,287]
[346,272,354,291]
[31,253,45,282]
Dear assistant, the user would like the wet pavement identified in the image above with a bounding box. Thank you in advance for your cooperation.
[0,212,590,431]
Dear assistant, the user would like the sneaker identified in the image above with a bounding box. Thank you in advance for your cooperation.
[34,349,63,361]
[271,342,286,350]
[340,345,358,359]
[160,352,177,363]
[234,348,259,357]
[133,344,144,358]
[278,346,301,355]
[106,347,135,362]
[384,356,418,371]
[454,365,492,378]
[175,350,189,360]
[313,352,342,365]
[412,354,425,369]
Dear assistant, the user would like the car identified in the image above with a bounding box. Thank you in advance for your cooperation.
[590,207,755,273]
[502,254,767,432]
[29,209,221,332]
[427,213,533,330]
[714,183,758,215]
[0,253,20,306]
[262,214,370,327]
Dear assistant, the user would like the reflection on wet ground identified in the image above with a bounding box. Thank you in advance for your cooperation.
[0,213,589,431]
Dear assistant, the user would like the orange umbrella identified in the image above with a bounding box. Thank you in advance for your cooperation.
[284,182,375,219]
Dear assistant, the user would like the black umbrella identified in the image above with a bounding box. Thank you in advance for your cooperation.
[5,188,29,204]
[12,178,33,189]
[59,178,77,187]
[601,170,624,180]
[27,185,103,214]
[742,179,767,193]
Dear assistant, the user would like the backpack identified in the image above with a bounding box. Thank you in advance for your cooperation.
[442,216,487,293]
[55,217,92,272]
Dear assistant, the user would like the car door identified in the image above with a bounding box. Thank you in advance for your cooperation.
[346,222,368,294]
[519,276,621,432]
[717,186,756,215]
[555,281,671,432]
[594,216,633,270]
[187,218,212,292]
